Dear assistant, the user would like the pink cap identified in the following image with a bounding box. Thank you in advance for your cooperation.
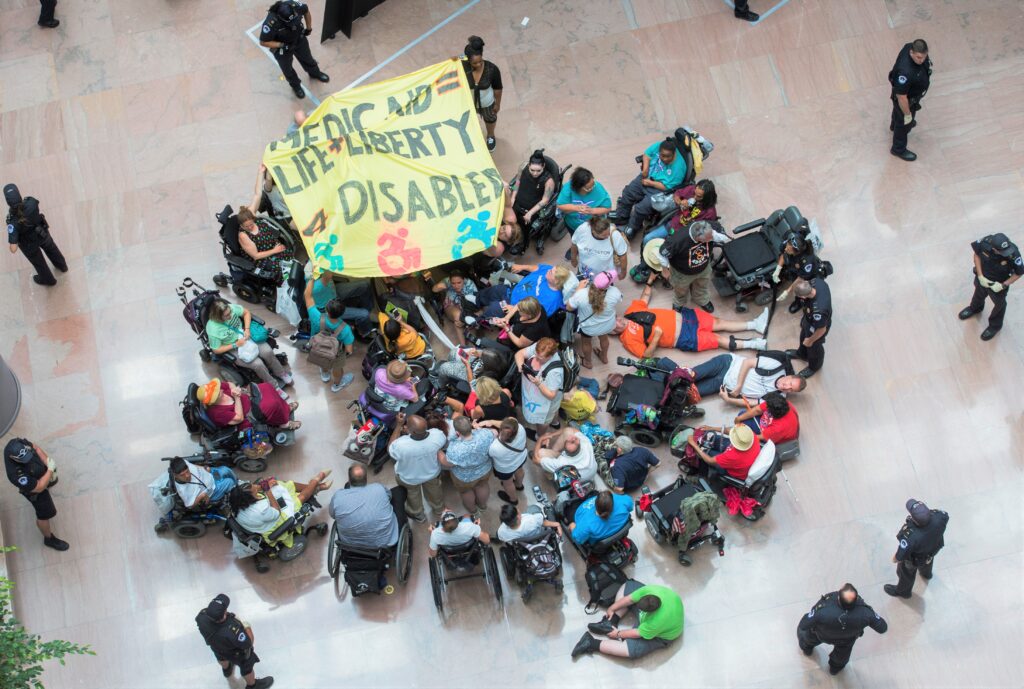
[593,271,617,290]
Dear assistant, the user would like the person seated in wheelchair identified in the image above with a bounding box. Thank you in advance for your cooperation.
[532,426,598,483]
[617,283,768,359]
[640,179,719,249]
[509,150,557,232]
[303,269,374,334]
[567,490,633,546]
[205,298,294,399]
[372,360,429,414]
[235,202,293,282]
[496,503,562,543]
[423,269,479,346]
[378,311,428,360]
[433,347,511,392]
[685,424,759,483]
[428,509,491,558]
[228,470,332,544]
[329,465,406,551]
[169,457,238,510]
[610,138,688,240]
[197,378,301,432]
[724,390,800,445]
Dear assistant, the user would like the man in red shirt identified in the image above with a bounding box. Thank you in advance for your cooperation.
[727,392,800,444]
[686,424,759,481]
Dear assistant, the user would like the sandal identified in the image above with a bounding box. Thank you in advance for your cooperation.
[288,401,299,412]
[284,420,302,430]
[596,349,608,365]
[497,490,519,505]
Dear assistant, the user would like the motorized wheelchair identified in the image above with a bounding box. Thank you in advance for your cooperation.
[428,536,503,614]
[606,356,705,447]
[508,150,571,254]
[359,331,436,381]
[636,477,726,566]
[327,516,413,597]
[225,491,327,573]
[180,382,296,473]
[211,204,298,310]
[177,277,289,387]
[673,427,792,522]
[150,453,233,538]
[710,206,820,313]
[499,526,564,603]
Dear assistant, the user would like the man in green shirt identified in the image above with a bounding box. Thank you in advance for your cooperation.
[572,582,683,659]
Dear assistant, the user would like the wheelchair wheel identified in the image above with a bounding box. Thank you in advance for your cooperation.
[235,456,267,474]
[395,524,412,584]
[278,534,307,562]
[173,521,206,539]
[199,349,212,363]
[327,523,342,578]
[212,273,229,288]
[754,290,773,307]
[548,221,568,242]
[233,283,259,304]
[271,429,291,446]
[483,547,503,607]
[678,552,692,567]
[645,516,666,545]
[499,546,515,580]
[428,558,445,614]
[630,428,661,448]
[218,366,246,387]
[154,522,169,534]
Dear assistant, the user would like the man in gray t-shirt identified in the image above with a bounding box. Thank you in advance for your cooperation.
[330,465,401,550]
[388,413,446,522]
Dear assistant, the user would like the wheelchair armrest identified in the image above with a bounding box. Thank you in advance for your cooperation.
[732,218,767,235]
[697,478,714,493]
[268,516,298,542]
[226,254,258,273]
[718,474,745,489]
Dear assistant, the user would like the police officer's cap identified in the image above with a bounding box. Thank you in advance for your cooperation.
[206,593,230,619]
[3,183,22,209]
[988,232,1015,257]
[4,438,35,464]
[906,499,931,526]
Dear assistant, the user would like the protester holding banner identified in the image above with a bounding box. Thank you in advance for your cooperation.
[462,36,503,151]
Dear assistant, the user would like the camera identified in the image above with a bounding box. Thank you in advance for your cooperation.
[521,362,538,378]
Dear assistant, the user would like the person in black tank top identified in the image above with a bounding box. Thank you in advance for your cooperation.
[510,150,555,231]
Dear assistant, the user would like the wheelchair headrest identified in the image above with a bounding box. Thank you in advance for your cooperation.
[590,517,633,552]
[745,441,777,486]
[782,206,805,233]
[543,156,560,181]
[219,211,243,256]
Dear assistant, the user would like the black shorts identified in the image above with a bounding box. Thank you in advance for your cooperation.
[26,489,56,520]
[493,459,526,481]
[213,649,259,676]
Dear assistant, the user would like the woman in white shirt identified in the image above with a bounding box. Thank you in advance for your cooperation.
[567,271,623,369]
[229,471,332,546]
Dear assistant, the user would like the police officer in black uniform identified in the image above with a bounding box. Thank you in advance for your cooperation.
[39,0,59,28]
[772,229,831,314]
[958,232,1022,341]
[196,594,273,689]
[259,1,330,100]
[797,583,888,675]
[888,38,931,161]
[785,277,831,379]
[4,438,69,551]
[885,499,949,599]
[5,183,68,286]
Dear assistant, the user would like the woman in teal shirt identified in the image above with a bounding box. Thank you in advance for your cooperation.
[555,167,612,238]
[204,299,293,399]
[610,139,688,239]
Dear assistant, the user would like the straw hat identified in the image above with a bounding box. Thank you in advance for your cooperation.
[386,360,411,383]
[642,238,666,271]
[197,379,222,406]
[728,424,755,451]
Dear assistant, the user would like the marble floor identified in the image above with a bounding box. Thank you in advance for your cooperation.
[1,0,1022,687]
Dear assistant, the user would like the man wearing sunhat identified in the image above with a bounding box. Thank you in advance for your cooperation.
[195,594,273,689]
[686,424,759,482]
[885,499,949,599]
[3,438,68,551]
[958,232,1022,341]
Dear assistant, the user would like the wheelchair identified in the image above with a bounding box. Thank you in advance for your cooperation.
[326,519,413,597]
[499,527,564,603]
[607,356,705,447]
[180,382,296,473]
[210,204,297,310]
[673,428,793,522]
[177,277,289,387]
[225,494,327,573]
[636,476,726,566]
[428,538,503,614]
[507,150,571,254]
[359,332,436,382]
[537,483,638,569]
[150,454,233,538]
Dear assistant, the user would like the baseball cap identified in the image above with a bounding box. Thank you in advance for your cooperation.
[989,233,1014,257]
[906,499,931,526]
[593,270,617,290]
[206,594,230,619]
[4,438,35,464]
[440,510,459,524]
[3,183,21,209]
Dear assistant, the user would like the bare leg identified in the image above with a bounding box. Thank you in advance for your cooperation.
[499,476,519,503]
[711,317,753,333]
[243,670,257,686]
[459,489,477,512]
[474,482,490,510]
[36,519,53,538]
[445,306,466,345]
[598,639,632,658]
[580,335,594,367]
[597,334,610,363]
[485,120,496,138]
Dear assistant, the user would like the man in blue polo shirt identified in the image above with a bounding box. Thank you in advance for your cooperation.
[611,139,687,240]
[570,490,633,545]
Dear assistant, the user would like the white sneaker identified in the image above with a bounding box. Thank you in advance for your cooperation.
[331,373,355,393]
[276,388,289,400]
[747,338,767,351]
[752,307,770,334]
[319,368,331,383]
[279,372,294,386]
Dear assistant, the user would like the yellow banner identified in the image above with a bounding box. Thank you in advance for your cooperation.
[263,60,504,277]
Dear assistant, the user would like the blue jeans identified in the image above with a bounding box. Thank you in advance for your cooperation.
[209,466,238,502]
[692,353,733,397]
[475,284,512,319]
[641,224,670,249]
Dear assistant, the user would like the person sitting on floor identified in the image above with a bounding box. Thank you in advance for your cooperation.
[427,509,491,557]
[532,426,598,483]
[573,583,684,660]
[569,490,633,545]
[617,284,768,358]
[604,436,660,494]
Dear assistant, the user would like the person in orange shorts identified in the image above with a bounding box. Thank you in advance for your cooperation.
[616,284,768,358]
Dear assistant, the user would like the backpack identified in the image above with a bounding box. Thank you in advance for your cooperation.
[754,351,795,377]
[584,562,630,613]
[306,316,340,369]
[624,311,656,342]
[181,384,202,434]
[522,540,561,579]
[542,349,580,394]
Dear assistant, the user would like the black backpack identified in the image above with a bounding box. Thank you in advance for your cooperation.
[584,562,629,613]
[624,311,656,342]
[181,384,202,434]
[522,540,561,579]
[754,351,795,377]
